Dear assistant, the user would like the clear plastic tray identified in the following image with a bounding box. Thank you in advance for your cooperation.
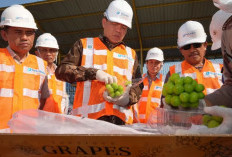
[148,107,204,134]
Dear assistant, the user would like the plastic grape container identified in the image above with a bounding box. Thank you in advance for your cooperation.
[147,107,204,134]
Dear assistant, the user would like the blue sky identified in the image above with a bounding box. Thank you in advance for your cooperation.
[0,0,45,8]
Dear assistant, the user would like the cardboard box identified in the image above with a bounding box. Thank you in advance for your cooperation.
[0,134,231,157]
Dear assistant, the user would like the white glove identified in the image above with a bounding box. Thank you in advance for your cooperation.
[103,85,131,107]
[176,106,232,135]
[96,70,117,84]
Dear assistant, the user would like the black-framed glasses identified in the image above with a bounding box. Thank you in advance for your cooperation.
[181,43,203,50]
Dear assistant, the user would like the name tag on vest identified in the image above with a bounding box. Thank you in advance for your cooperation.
[115,53,134,61]
[154,86,162,91]
[25,67,45,75]
[203,72,222,78]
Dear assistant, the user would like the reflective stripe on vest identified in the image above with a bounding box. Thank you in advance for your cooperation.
[0,88,13,97]
[172,60,223,95]
[72,37,135,124]
[0,85,42,100]
[80,38,93,117]
[0,64,14,72]
[138,73,164,123]
[72,102,106,116]
[23,88,40,98]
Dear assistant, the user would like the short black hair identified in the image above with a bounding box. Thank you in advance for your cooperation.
[1,26,10,32]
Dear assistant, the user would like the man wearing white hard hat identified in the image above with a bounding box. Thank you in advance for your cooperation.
[0,5,50,129]
[35,33,69,114]
[55,0,143,125]
[163,21,223,105]
[136,47,164,123]
[178,2,232,134]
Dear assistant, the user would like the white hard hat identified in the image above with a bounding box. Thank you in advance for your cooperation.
[35,33,59,49]
[146,47,164,62]
[104,0,133,29]
[213,0,232,13]
[210,10,232,50]
[177,21,207,48]
[0,5,37,29]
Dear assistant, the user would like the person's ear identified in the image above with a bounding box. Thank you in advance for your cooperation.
[35,50,40,57]
[102,18,107,28]
[204,42,207,50]
[1,30,8,41]
[179,48,184,56]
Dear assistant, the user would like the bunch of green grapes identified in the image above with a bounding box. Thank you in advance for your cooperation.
[162,73,205,108]
[202,106,225,128]
[202,114,223,128]
[105,83,124,98]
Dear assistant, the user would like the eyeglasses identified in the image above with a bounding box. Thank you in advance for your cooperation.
[38,48,58,53]
[181,43,203,50]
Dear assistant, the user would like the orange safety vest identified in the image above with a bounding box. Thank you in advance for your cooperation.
[72,37,136,124]
[138,73,164,123]
[43,72,66,114]
[170,60,223,95]
[0,48,47,129]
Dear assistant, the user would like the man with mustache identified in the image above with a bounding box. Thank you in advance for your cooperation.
[35,33,69,114]
[175,1,232,134]
[55,0,143,125]
[162,21,223,106]
[0,5,50,129]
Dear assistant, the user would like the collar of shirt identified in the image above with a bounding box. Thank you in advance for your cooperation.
[7,46,29,64]
[99,35,125,51]
[146,72,161,80]
[146,72,161,88]
[47,63,57,74]
[194,59,205,71]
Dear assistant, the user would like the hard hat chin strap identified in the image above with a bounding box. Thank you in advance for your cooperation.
[55,52,58,64]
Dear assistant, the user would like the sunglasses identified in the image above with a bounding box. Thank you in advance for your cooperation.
[181,43,203,50]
